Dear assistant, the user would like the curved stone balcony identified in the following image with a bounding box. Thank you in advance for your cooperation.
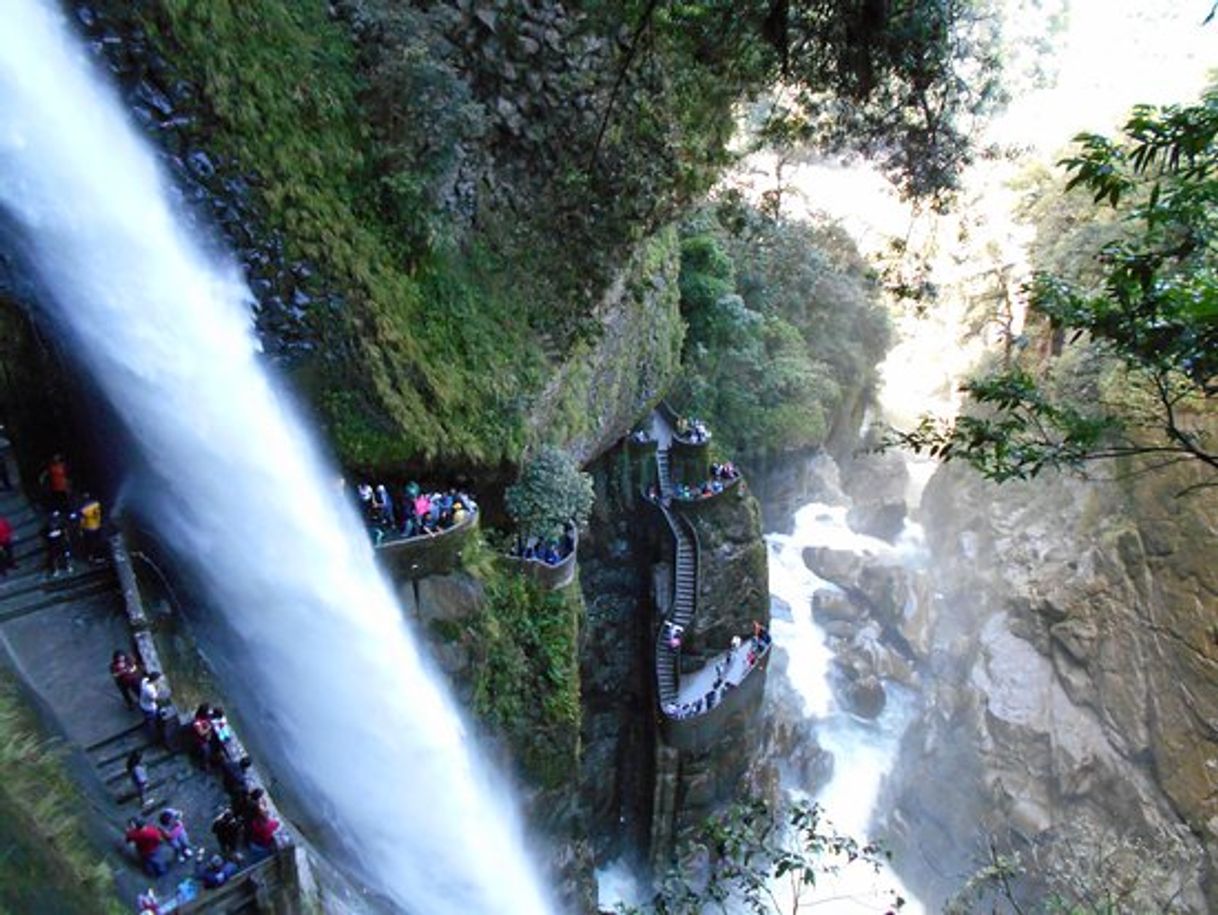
[501,527,579,591]
[375,509,479,580]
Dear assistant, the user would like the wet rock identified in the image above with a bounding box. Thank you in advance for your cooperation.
[811,588,862,622]
[186,150,215,180]
[843,674,886,719]
[134,81,175,119]
[846,499,906,543]
[802,546,862,586]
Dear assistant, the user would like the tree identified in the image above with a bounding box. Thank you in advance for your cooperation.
[593,0,1006,204]
[891,85,1218,488]
[504,446,594,541]
[618,797,903,915]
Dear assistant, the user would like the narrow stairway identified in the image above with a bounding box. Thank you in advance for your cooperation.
[652,418,698,708]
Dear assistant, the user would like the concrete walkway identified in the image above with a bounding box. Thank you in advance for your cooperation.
[0,479,232,910]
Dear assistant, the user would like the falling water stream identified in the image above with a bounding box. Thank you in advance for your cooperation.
[0,2,551,912]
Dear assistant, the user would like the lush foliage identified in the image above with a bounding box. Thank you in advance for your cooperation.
[505,446,595,541]
[0,672,122,915]
[462,549,581,788]
[107,0,999,471]
[892,86,1218,486]
[620,797,902,914]
[671,201,890,457]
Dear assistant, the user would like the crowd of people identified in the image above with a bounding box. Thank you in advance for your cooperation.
[110,650,283,912]
[354,480,477,546]
[674,416,711,444]
[671,461,740,502]
[0,450,109,580]
[660,620,772,721]
[507,522,576,567]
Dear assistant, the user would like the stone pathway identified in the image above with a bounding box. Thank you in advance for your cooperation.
[0,481,235,910]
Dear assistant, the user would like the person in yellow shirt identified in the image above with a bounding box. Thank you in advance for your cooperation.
[77,492,103,562]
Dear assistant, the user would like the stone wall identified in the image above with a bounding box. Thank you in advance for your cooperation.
[880,460,1218,911]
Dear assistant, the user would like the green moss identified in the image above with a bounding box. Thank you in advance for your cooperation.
[464,560,582,788]
[124,0,544,468]
[0,672,122,915]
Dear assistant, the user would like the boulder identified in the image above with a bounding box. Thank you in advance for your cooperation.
[846,499,907,543]
[843,674,886,719]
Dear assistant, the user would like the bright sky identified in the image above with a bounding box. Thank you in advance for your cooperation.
[994,0,1216,153]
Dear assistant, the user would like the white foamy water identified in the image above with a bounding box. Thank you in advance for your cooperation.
[767,502,925,913]
[0,2,551,912]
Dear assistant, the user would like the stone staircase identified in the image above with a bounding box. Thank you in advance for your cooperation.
[653,426,698,707]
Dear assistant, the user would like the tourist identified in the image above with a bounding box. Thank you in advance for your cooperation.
[199,853,239,888]
[127,750,151,809]
[43,510,72,577]
[0,513,14,577]
[211,807,243,857]
[752,619,771,650]
[110,650,142,709]
[222,754,254,800]
[356,483,374,520]
[247,809,280,860]
[76,492,103,562]
[542,542,560,565]
[190,704,215,768]
[158,807,194,861]
[665,622,683,652]
[136,887,162,915]
[40,453,70,511]
[138,671,166,736]
[373,484,394,528]
[236,786,269,840]
[208,706,234,749]
[125,817,169,877]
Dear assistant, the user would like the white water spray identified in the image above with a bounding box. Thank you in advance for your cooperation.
[766,500,925,913]
[0,3,551,912]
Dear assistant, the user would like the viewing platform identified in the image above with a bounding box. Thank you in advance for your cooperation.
[0,455,299,913]
[501,525,579,591]
[375,508,479,580]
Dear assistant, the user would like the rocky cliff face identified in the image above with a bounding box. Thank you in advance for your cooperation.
[882,461,1218,911]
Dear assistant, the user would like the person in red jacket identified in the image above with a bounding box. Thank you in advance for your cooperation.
[0,514,13,577]
[247,810,280,860]
[109,650,141,709]
[125,817,169,877]
[41,454,70,511]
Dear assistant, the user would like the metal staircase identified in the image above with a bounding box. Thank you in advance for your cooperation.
[653,425,697,708]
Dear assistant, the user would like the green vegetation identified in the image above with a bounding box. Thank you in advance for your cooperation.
[893,86,1218,487]
[97,0,997,472]
[468,566,581,788]
[671,202,891,457]
[122,0,544,467]
[454,540,580,788]
[505,446,595,542]
[0,672,121,915]
[618,797,902,914]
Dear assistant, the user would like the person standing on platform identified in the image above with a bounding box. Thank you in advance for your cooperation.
[40,453,70,512]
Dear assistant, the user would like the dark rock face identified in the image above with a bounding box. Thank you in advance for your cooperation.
[683,485,769,661]
[69,2,328,360]
[576,446,658,868]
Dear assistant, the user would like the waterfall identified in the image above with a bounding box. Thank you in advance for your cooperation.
[0,2,551,912]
